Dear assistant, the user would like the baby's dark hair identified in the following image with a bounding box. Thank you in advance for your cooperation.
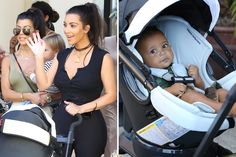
[135,26,162,50]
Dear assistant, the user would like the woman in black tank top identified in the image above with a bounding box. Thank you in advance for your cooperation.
[26,3,116,157]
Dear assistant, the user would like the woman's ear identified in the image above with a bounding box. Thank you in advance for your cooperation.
[84,25,90,33]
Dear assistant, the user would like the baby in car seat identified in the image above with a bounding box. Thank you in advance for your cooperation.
[30,33,65,85]
[135,26,236,116]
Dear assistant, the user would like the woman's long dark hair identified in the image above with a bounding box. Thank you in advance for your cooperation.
[66,3,105,46]
[17,8,46,38]
[31,1,59,31]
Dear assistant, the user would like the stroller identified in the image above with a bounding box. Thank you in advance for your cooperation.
[0,104,82,157]
[119,0,236,156]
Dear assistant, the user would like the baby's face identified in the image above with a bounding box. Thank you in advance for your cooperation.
[43,44,56,61]
[138,31,173,69]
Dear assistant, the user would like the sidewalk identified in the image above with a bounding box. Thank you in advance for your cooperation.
[214,127,236,153]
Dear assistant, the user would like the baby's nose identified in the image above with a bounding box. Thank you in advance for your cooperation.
[158,50,165,56]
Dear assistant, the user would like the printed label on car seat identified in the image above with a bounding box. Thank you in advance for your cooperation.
[137,116,189,145]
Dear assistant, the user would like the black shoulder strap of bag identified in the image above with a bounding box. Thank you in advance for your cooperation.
[12,53,37,93]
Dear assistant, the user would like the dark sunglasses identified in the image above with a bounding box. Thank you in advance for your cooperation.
[13,26,33,36]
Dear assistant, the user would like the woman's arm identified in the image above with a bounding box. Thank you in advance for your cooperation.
[35,55,58,91]
[1,56,43,104]
[91,53,117,109]
[27,32,58,91]
[165,83,187,97]
[9,36,18,53]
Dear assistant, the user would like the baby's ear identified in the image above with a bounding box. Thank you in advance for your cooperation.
[55,49,59,53]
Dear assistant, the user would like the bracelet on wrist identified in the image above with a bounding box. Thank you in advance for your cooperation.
[93,102,97,111]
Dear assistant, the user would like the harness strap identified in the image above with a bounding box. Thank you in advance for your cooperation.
[151,63,194,84]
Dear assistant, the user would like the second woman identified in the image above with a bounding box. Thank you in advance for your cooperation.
[27,3,116,157]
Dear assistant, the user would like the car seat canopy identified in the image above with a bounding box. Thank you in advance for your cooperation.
[122,0,220,44]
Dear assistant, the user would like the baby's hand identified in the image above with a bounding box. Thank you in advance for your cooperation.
[26,32,45,57]
[188,64,200,79]
[167,83,187,97]
[188,64,205,89]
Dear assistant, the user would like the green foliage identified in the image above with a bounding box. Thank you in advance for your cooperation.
[217,0,236,26]
[230,0,236,35]
[231,0,236,18]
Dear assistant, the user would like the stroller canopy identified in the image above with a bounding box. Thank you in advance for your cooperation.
[120,0,220,44]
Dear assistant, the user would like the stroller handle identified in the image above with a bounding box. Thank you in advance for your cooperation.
[65,113,83,157]
[69,114,83,132]
[67,113,83,144]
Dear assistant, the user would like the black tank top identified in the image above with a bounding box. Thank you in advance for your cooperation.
[54,46,108,105]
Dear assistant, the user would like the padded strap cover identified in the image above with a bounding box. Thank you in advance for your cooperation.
[3,104,56,137]
[2,119,50,146]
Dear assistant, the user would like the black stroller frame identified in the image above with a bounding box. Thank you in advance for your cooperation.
[119,0,236,156]
[54,114,82,157]
[0,99,11,127]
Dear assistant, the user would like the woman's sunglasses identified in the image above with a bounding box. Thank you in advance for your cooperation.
[13,26,32,36]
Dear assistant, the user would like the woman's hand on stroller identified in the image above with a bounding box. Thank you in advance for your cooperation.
[26,32,45,58]
[64,101,82,116]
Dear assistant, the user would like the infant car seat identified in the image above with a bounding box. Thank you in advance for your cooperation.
[119,0,236,156]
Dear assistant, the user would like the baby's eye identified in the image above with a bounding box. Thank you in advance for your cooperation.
[150,49,157,54]
[162,43,169,49]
